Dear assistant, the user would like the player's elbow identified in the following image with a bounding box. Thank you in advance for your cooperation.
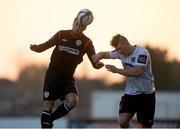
[127,67,145,77]
[128,73,140,77]
[127,70,144,77]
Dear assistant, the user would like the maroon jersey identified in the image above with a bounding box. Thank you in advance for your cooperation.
[43,30,96,77]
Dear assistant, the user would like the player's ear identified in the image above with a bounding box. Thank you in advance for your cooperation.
[83,25,86,30]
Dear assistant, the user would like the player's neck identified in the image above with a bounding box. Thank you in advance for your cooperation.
[128,45,136,56]
[71,30,83,38]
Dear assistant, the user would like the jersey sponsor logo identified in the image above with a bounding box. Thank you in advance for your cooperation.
[44,91,49,98]
[137,55,147,64]
[76,40,82,46]
[59,46,80,55]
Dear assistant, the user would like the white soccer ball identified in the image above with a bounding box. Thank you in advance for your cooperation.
[77,9,94,26]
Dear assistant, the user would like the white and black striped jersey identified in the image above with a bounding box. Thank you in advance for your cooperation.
[109,46,155,95]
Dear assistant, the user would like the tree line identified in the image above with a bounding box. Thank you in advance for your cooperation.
[0,44,180,116]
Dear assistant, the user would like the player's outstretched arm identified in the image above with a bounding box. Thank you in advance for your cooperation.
[88,54,104,69]
[92,52,110,63]
[30,42,55,53]
[30,44,41,52]
[105,64,145,77]
[87,52,104,69]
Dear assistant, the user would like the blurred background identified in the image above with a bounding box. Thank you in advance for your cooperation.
[0,0,180,128]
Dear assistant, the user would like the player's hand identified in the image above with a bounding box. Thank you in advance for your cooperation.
[95,61,104,69]
[92,53,103,63]
[30,44,39,52]
[105,64,118,73]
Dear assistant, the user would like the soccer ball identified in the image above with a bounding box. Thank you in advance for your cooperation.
[77,9,94,26]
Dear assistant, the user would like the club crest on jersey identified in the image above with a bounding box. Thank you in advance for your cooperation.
[131,57,136,63]
[76,40,82,46]
[44,91,49,98]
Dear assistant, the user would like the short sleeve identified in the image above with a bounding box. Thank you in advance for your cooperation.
[134,50,149,67]
[46,31,61,45]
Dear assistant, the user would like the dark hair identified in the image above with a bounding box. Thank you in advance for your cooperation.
[110,34,128,47]
[73,17,78,23]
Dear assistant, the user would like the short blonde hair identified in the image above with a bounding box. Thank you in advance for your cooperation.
[110,34,129,47]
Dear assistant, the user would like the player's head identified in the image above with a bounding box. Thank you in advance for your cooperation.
[72,17,86,36]
[72,9,93,36]
[76,9,93,26]
[111,34,131,56]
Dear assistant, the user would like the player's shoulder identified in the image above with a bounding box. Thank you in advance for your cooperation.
[55,30,74,39]
[82,33,92,44]
[57,30,69,34]
[135,46,149,55]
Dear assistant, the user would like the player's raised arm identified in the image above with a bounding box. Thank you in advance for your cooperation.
[30,31,60,53]
[30,42,55,53]
[92,51,110,63]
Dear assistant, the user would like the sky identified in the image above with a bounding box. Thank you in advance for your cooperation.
[0,0,180,84]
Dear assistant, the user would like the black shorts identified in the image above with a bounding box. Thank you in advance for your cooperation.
[43,68,79,101]
[119,92,156,126]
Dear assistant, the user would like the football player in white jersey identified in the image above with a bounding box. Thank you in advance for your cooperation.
[92,34,156,128]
